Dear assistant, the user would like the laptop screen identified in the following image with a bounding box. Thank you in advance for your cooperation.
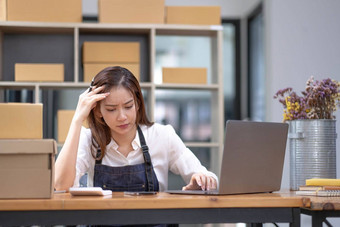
[218,120,288,194]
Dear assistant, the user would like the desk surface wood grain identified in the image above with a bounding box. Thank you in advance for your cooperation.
[0,191,310,211]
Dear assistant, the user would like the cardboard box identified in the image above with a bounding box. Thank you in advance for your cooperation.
[166,6,221,25]
[83,63,140,82]
[0,139,56,199]
[0,0,6,21]
[99,0,164,24]
[0,103,43,139]
[15,63,64,82]
[83,42,140,64]
[7,0,82,23]
[57,110,88,143]
[162,67,207,84]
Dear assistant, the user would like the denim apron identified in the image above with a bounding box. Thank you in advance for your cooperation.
[93,126,159,192]
[91,126,177,227]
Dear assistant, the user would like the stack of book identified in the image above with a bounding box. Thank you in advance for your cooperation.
[296,178,340,197]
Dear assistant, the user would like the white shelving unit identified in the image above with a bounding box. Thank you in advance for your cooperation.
[0,21,224,175]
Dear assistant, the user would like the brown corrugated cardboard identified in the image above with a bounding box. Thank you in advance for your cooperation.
[83,42,140,64]
[57,110,74,144]
[7,0,82,23]
[166,6,221,25]
[15,63,64,82]
[0,103,43,139]
[162,67,207,84]
[83,63,140,82]
[0,0,6,21]
[57,110,88,143]
[0,139,57,199]
[99,0,165,24]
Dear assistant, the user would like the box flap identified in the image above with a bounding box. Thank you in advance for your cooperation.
[0,139,57,154]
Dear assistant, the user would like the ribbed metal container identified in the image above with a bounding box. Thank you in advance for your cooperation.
[288,119,337,190]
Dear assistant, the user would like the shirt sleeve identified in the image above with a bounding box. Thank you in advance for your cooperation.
[166,125,218,184]
[72,127,92,187]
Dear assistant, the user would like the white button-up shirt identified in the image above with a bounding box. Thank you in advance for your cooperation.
[73,123,218,191]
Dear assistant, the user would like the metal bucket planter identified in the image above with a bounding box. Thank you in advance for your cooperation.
[288,119,337,190]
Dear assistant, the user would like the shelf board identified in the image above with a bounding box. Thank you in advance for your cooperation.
[156,83,219,90]
[0,82,89,89]
[57,141,220,148]
[155,24,222,36]
[0,82,214,90]
[78,23,152,34]
[0,21,222,36]
[0,21,75,33]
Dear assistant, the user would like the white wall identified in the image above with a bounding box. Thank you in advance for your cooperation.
[264,1,340,225]
[264,0,340,190]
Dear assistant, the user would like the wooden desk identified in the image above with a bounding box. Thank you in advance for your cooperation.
[0,192,309,226]
[300,196,340,227]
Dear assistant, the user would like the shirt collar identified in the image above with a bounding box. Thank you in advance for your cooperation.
[132,129,141,150]
[107,130,141,151]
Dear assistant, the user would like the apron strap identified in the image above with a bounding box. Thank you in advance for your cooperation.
[95,150,102,165]
[95,126,156,191]
[137,126,155,191]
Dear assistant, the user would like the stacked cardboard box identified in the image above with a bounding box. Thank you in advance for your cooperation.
[0,103,56,199]
[165,6,221,25]
[98,0,165,24]
[82,41,140,82]
[2,0,221,25]
[15,63,64,82]
[5,0,82,22]
[0,103,43,139]
[162,67,207,84]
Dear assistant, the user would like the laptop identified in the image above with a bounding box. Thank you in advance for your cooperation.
[167,120,288,195]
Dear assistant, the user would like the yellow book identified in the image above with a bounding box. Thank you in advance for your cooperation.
[306,178,340,186]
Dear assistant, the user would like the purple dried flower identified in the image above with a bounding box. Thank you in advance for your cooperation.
[274,76,340,122]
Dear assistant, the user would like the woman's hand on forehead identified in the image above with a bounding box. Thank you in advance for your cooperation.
[73,86,110,123]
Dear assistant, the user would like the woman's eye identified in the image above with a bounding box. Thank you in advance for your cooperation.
[126,105,133,109]
[107,109,115,112]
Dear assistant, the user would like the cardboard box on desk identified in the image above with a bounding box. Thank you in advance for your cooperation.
[7,0,82,23]
[57,110,88,143]
[83,42,140,64]
[162,67,207,84]
[15,63,64,82]
[98,0,165,24]
[165,6,221,25]
[0,139,57,199]
[0,103,43,139]
[83,63,140,82]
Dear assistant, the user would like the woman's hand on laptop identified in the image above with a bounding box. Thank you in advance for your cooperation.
[182,173,217,191]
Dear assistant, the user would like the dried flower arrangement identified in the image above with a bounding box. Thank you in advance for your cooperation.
[274,76,340,122]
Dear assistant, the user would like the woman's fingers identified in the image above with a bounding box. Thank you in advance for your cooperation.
[89,92,110,107]
[74,86,109,123]
[182,173,217,191]
[88,85,105,94]
[195,174,217,191]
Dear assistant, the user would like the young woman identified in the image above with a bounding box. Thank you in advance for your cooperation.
[55,66,217,192]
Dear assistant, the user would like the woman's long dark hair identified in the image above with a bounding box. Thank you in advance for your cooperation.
[87,66,153,160]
